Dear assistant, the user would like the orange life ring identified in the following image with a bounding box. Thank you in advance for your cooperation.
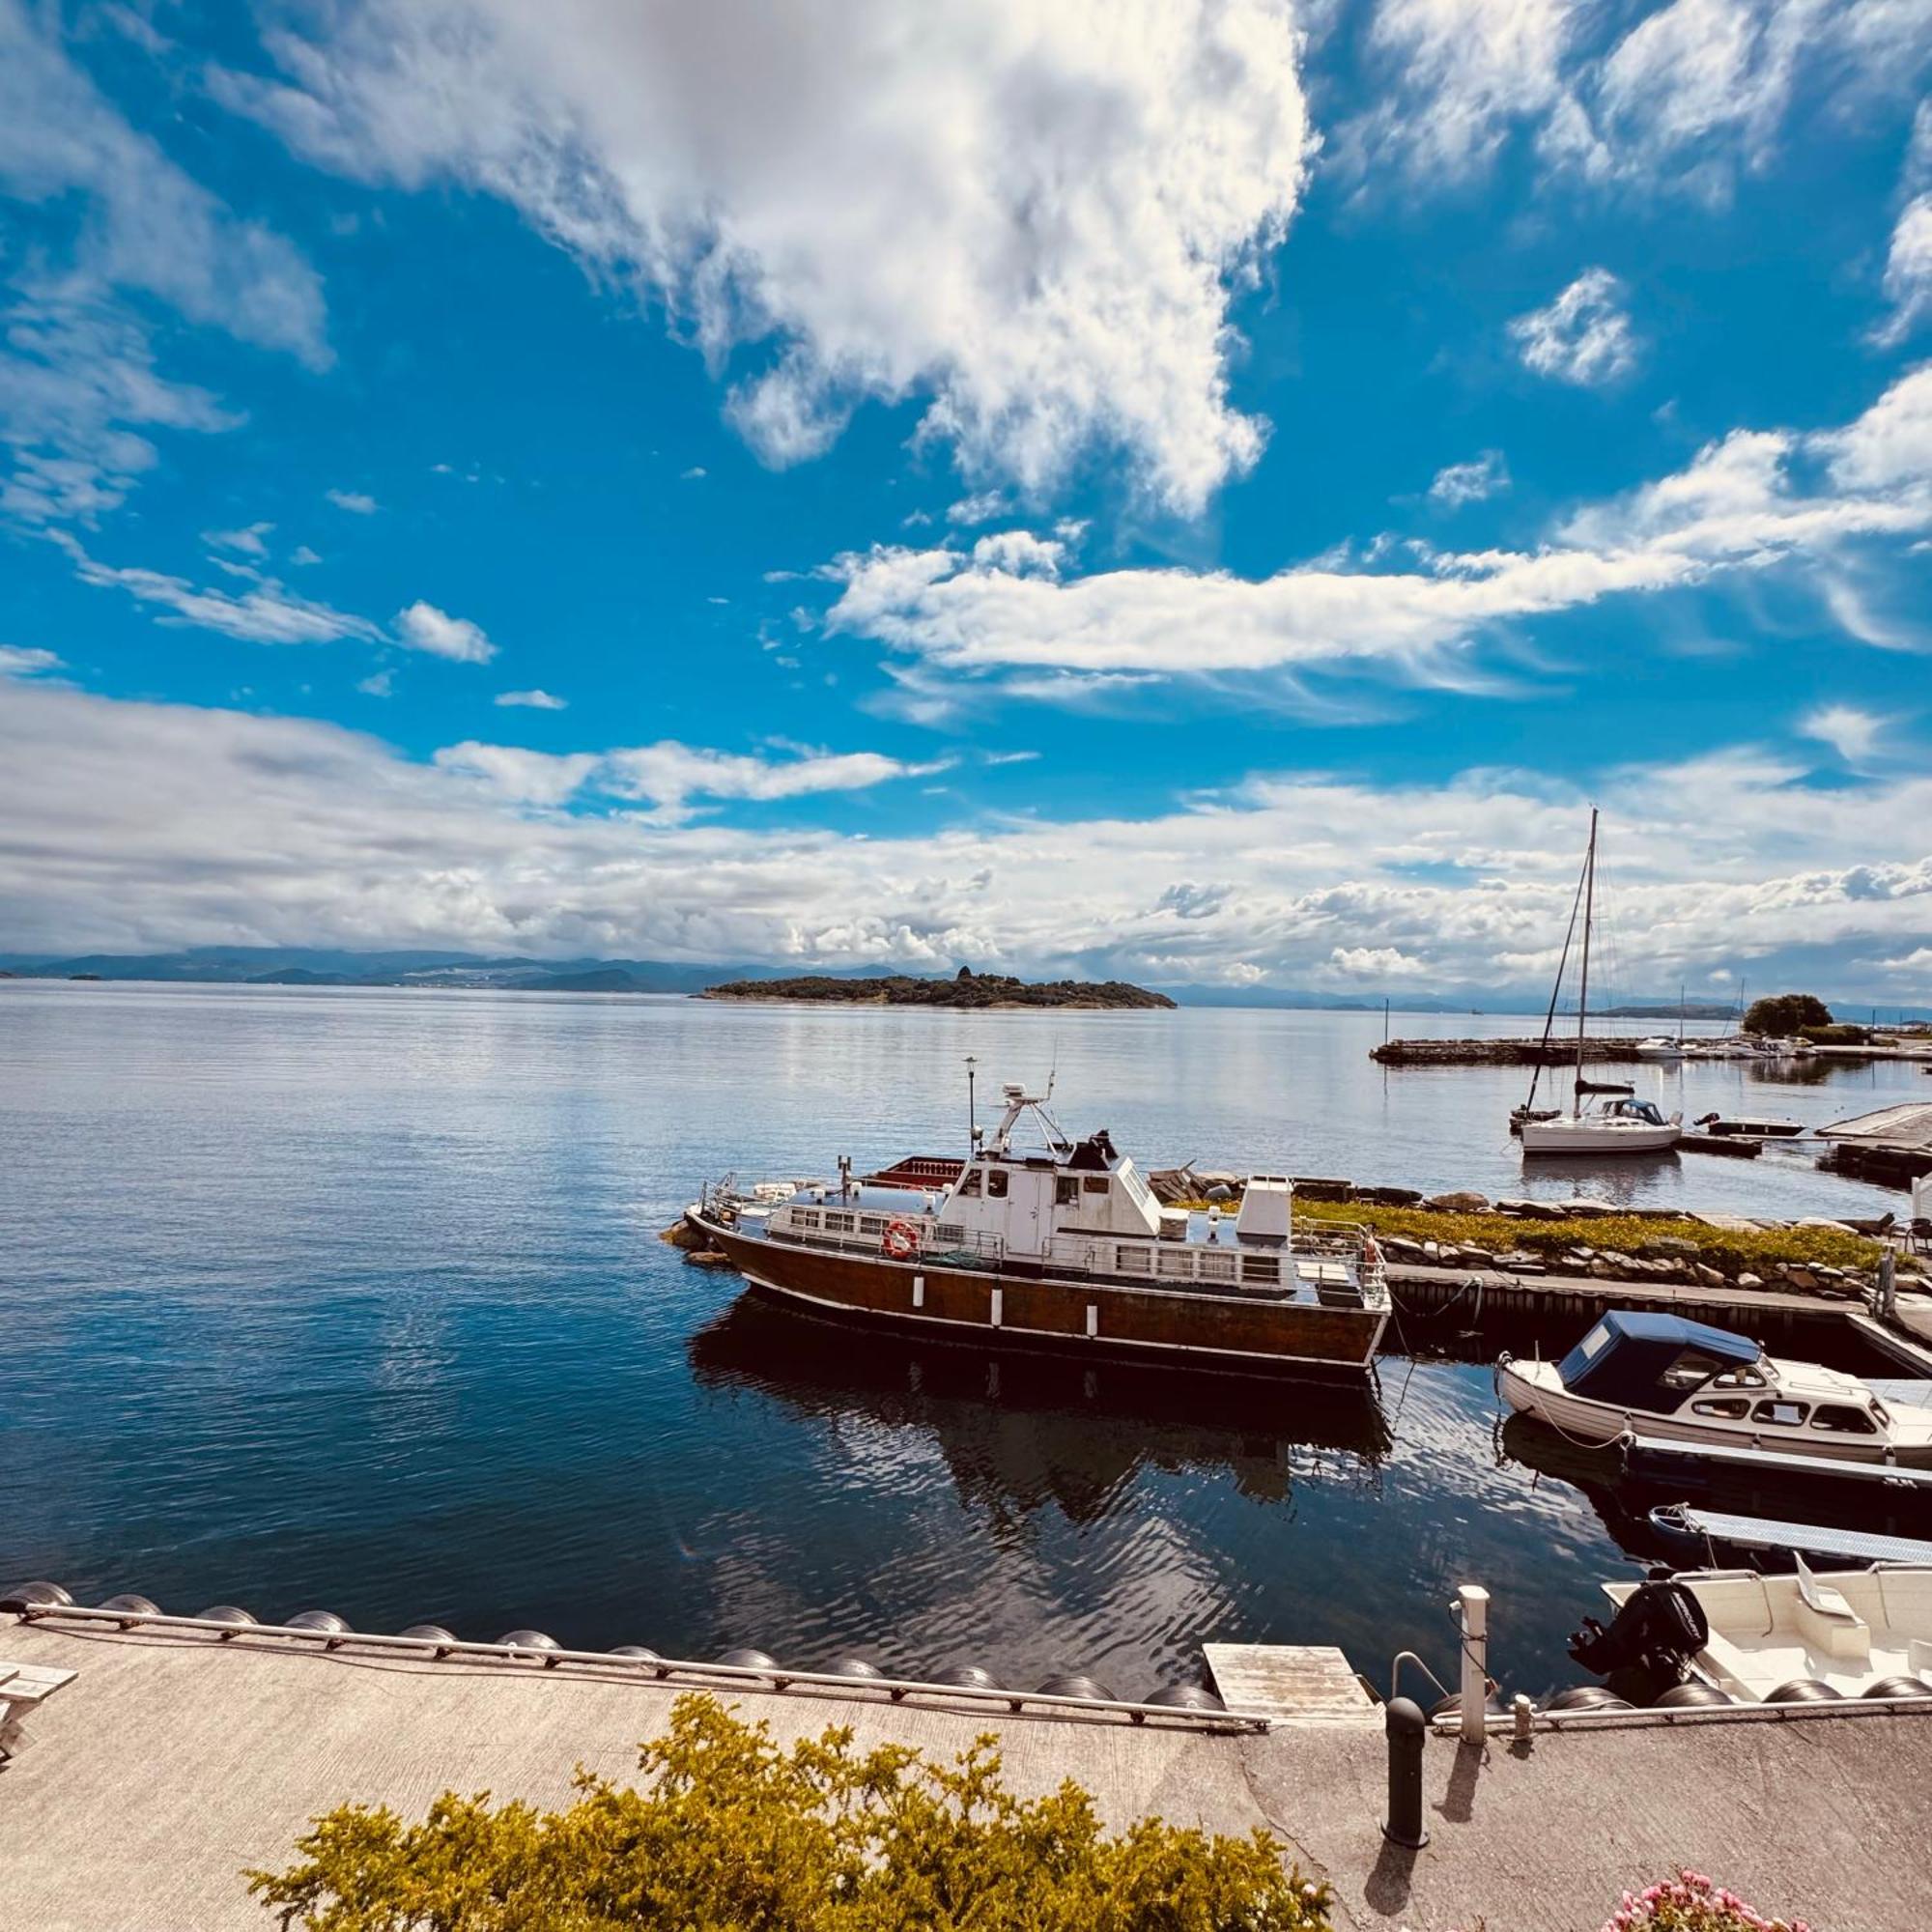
[881,1217,922,1261]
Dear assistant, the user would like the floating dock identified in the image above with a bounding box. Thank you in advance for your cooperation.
[4,1613,1932,1931]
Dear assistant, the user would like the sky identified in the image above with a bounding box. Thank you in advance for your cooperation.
[2,0,1931,1003]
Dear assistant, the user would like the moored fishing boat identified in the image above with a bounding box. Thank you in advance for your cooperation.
[685,1081,1390,1378]
[1498,1311,1932,1465]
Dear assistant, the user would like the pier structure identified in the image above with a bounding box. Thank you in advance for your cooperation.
[3,1605,1930,1931]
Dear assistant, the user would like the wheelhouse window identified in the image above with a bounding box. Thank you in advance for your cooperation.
[1055,1177,1080,1207]
[1659,1349,1728,1392]
[1750,1399,1809,1428]
[1810,1405,1879,1435]
[986,1170,1009,1199]
[1690,1397,1749,1419]
[956,1170,981,1198]
[1082,1176,1109,1195]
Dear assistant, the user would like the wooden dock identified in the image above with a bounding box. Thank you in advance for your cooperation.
[1203,1643,1378,1725]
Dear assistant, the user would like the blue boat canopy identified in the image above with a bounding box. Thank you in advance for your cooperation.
[1557,1310,1761,1413]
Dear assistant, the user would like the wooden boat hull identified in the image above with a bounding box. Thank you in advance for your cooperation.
[690,1213,1387,1379]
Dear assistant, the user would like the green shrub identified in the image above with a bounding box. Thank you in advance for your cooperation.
[248,1692,1333,1931]
[1292,1200,1881,1276]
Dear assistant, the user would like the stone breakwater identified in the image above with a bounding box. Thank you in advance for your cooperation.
[1371,1036,1641,1066]
[1145,1169,1910,1304]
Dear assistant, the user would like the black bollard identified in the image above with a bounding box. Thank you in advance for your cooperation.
[1382,1696,1429,1848]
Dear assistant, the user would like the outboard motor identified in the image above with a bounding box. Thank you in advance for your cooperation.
[1568,1578,1709,1686]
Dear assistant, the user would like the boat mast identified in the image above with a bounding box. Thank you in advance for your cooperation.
[1523,830,1587,1117]
[1574,807,1598,1104]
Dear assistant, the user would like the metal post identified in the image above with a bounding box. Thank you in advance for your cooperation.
[1880,1246,1897,1321]
[1456,1584,1490,1746]
[1382,1697,1428,1848]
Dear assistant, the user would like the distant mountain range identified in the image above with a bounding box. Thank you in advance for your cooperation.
[4,949,1923,1020]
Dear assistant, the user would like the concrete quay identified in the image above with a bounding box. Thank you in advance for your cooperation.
[4,1615,1930,1932]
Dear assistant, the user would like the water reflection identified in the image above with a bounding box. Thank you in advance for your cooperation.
[689,1294,1393,1528]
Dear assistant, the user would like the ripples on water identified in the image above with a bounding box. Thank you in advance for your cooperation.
[0,982,1919,1696]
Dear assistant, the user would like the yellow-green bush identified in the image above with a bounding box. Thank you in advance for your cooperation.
[248,1693,1333,1931]
[1291,1200,1881,1276]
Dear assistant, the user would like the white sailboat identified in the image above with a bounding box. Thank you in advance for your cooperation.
[1519,810,1682,1156]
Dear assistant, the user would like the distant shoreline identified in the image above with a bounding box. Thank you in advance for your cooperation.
[699,972,1176,1011]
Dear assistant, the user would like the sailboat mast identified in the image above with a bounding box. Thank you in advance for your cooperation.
[1574,808,1597,1098]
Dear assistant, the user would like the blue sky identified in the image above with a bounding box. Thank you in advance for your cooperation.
[3,0,1931,1000]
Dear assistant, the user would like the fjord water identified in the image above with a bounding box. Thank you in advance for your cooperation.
[0,981,1916,1698]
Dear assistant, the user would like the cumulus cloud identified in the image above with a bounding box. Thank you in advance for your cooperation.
[824,363,1932,702]
[394,601,496,663]
[204,522,273,556]
[326,488,379,515]
[600,741,952,820]
[1509,269,1637,386]
[4,679,1930,997]
[211,0,1312,514]
[495,688,567,710]
[1428,450,1510,507]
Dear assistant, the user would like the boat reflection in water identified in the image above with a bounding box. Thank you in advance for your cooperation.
[690,1293,1392,1527]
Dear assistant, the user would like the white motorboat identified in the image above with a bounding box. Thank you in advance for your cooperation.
[1498,1310,1932,1465]
[1514,811,1681,1156]
[1634,1036,1685,1060]
[1600,1563,1932,1703]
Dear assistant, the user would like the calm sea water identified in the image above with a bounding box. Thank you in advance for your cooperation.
[0,981,1919,1701]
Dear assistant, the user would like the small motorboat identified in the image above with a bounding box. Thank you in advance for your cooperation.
[1692,1112,1804,1139]
[1596,1562,1932,1703]
[1646,1502,1932,1575]
[1497,1310,1932,1465]
[1634,1036,1685,1060]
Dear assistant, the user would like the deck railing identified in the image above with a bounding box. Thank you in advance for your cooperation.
[749,1200,1386,1305]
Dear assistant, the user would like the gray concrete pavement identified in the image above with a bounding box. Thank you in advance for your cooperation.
[1,1616,1924,1931]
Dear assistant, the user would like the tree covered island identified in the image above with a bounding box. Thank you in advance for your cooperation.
[700,967,1176,1009]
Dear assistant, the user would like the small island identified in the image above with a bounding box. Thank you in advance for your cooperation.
[699,967,1176,1010]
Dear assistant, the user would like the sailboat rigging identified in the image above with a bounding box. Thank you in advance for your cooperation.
[1518,810,1682,1156]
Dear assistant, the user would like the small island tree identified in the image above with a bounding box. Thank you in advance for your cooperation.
[249,1693,1333,1931]
[1741,993,1832,1037]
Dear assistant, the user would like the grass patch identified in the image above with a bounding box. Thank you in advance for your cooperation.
[1289,1199,1883,1275]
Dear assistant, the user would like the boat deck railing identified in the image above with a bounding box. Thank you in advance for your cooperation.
[746,1202,1386,1306]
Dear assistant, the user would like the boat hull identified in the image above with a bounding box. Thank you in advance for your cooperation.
[1519,1119,1680,1154]
[690,1213,1387,1378]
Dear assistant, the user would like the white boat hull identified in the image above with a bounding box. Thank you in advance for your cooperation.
[1519,1117,1680,1154]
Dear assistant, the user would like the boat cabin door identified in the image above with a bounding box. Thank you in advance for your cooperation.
[1001,1166,1055,1258]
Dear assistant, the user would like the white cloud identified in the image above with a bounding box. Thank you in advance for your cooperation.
[0,643,62,678]
[212,0,1312,514]
[326,488,379,515]
[679,466,706,481]
[433,741,601,805]
[1509,269,1637,386]
[5,679,1931,998]
[54,531,384,646]
[946,490,1011,526]
[600,741,951,820]
[1428,450,1510,507]
[204,521,274,557]
[823,364,1932,701]
[1343,0,1931,203]
[1801,704,1894,765]
[0,3,327,366]
[495,688,567,710]
[1876,195,1932,346]
[291,545,322,566]
[357,668,394,697]
[394,601,497,664]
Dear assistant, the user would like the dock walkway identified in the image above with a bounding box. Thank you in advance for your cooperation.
[3,1618,1929,1931]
